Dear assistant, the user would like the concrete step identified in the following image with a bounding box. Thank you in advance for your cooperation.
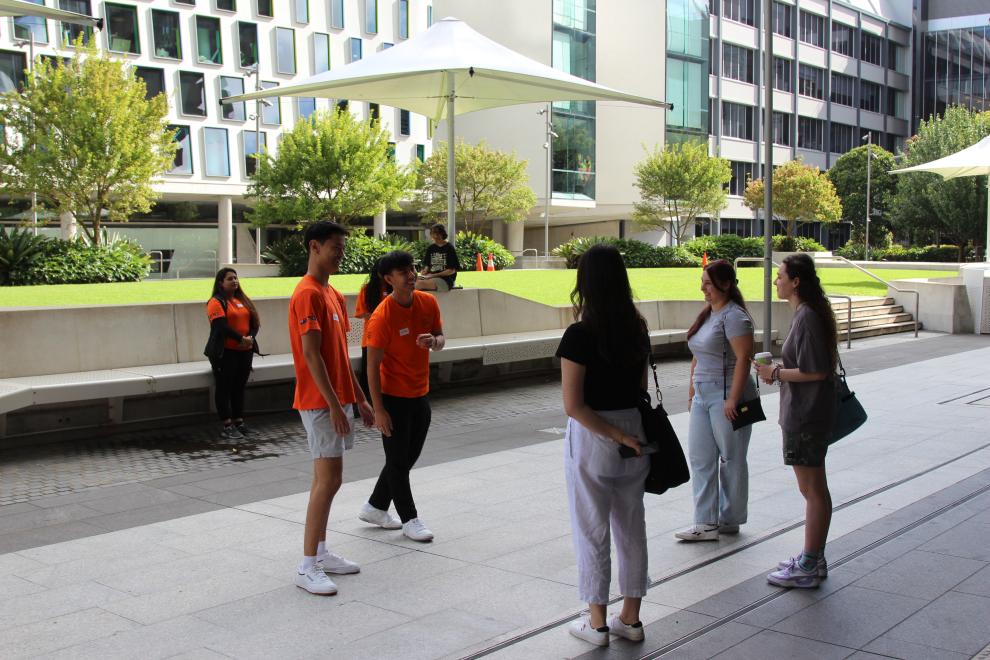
[842,320,921,340]
[837,312,914,330]
[830,297,893,310]
[839,304,905,320]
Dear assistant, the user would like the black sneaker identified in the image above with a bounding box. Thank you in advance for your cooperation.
[220,425,244,440]
[234,423,255,436]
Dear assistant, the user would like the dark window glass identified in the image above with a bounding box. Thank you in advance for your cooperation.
[399,109,411,136]
[238,22,258,68]
[216,0,235,11]
[772,112,791,146]
[721,101,753,140]
[369,102,380,121]
[331,0,344,29]
[832,23,854,56]
[258,0,274,17]
[179,71,207,116]
[887,39,899,70]
[135,66,166,99]
[886,87,900,117]
[387,141,396,160]
[831,72,855,106]
[260,81,281,125]
[220,76,246,121]
[293,0,308,23]
[314,33,330,73]
[416,144,425,161]
[773,57,792,92]
[830,122,854,153]
[151,10,181,59]
[772,2,791,38]
[350,37,362,62]
[860,80,882,112]
[722,43,754,83]
[861,32,883,65]
[797,116,824,150]
[175,0,194,4]
[196,16,222,64]
[728,161,753,195]
[722,0,754,26]
[168,124,193,174]
[243,130,266,177]
[365,0,377,34]
[40,55,71,68]
[13,0,49,44]
[106,3,140,54]
[337,99,349,112]
[203,127,230,177]
[297,97,316,119]
[59,0,93,46]
[276,27,296,74]
[799,11,825,48]
[798,63,825,99]
[0,50,27,93]
[398,0,409,39]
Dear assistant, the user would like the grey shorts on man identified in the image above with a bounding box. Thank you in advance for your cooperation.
[299,408,355,458]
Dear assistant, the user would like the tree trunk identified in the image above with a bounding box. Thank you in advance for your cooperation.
[787,219,796,239]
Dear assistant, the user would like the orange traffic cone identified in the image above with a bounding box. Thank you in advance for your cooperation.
[486,253,495,272]
[476,252,484,271]
[702,251,709,267]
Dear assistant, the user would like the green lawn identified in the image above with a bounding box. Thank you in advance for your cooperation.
[0,267,956,309]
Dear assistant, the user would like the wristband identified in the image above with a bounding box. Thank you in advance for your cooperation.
[771,364,782,384]
[431,334,445,351]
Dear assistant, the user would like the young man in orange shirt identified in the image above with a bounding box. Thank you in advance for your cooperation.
[289,221,375,596]
[361,250,445,542]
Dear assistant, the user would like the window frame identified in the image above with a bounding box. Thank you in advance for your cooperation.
[237,21,258,69]
[772,1,791,38]
[13,0,49,45]
[297,97,316,120]
[135,66,167,99]
[773,57,792,92]
[350,37,362,62]
[293,0,308,23]
[59,0,93,47]
[797,116,824,151]
[275,27,297,75]
[830,72,855,107]
[203,127,231,177]
[150,9,182,61]
[398,0,409,39]
[365,0,378,35]
[242,129,267,177]
[0,50,28,93]
[399,109,411,136]
[104,2,141,55]
[798,10,825,48]
[798,63,825,100]
[260,80,281,125]
[219,76,247,122]
[330,0,344,29]
[257,0,274,18]
[178,70,207,117]
[168,124,194,175]
[313,32,330,74]
[195,15,223,65]
[831,22,855,57]
[215,0,236,13]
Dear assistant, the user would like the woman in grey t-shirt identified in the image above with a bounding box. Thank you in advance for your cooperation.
[676,260,758,543]
[753,254,838,589]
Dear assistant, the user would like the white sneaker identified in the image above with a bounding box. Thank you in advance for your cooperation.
[674,524,720,541]
[295,565,338,595]
[358,503,402,530]
[569,615,609,646]
[316,551,360,575]
[607,613,645,642]
[402,517,434,542]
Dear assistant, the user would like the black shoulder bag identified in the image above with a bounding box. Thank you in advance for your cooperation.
[203,296,228,370]
[830,353,867,444]
[636,354,690,495]
[723,326,766,430]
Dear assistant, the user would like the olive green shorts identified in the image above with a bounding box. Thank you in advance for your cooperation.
[782,430,830,467]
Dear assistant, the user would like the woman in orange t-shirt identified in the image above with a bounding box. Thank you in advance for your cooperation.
[206,268,261,440]
[354,258,391,403]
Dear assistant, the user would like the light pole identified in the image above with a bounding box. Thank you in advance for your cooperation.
[246,63,264,264]
[14,32,37,236]
[537,105,557,257]
[862,132,872,261]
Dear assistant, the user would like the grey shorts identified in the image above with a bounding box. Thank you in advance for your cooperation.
[299,408,354,459]
[782,430,830,467]
[432,277,451,292]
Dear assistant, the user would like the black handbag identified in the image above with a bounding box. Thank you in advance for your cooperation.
[203,296,228,370]
[722,322,766,431]
[637,355,690,495]
[830,355,867,444]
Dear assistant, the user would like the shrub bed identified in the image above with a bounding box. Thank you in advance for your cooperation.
[552,236,700,269]
[0,228,150,285]
[834,243,961,262]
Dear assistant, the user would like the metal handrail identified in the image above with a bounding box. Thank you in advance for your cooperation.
[148,250,165,279]
[818,255,919,338]
[520,249,538,257]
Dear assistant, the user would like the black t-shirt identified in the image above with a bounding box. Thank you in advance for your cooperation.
[424,242,460,288]
[555,321,646,411]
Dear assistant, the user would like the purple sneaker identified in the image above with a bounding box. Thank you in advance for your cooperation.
[777,555,828,578]
[767,558,821,588]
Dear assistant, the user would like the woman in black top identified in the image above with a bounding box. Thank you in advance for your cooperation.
[416,224,460,292]
[556,245,651,648]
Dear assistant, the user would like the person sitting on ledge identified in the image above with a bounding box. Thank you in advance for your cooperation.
[416,223,460,292]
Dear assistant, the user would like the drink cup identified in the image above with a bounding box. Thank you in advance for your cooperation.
[754,351,773,365]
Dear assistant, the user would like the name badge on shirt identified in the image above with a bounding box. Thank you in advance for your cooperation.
[399,328,410,337]
[332,313,339,321]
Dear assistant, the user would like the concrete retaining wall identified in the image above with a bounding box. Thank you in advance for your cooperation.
[887,277,973,334]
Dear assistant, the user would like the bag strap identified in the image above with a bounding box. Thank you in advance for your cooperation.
[214,295,229,315]
[649,353,662,404]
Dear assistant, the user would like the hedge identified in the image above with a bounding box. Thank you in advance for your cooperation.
[0,228,151,286]
[834,243,961,262]
[552,236,700,269]
[681,234,826,267]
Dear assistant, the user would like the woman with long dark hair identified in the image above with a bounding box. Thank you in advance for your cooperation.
[354,258,392,402]
[206,268,261,440]
[556,244,652,647]
[676,259,757,542]
[754,254,837,588]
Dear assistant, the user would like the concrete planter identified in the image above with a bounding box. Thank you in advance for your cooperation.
[221,263,280,278]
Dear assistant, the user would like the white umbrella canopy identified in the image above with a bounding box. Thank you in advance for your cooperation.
[223,16,670,241]
[892,134,990,260]
[0,0,101,27]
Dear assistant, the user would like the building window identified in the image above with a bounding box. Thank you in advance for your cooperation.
[294,0,308,23]
[237,22,258,69]
[886,88,900,117]
[797,116,824,151]
[196,16,223,64]
[830,122,854,153]
[382,42,394,50]
[721,101,753,140]
[203,127,230,177]
[399,109,411,136]
[772,112,791,146]
[60,0,93,46]
[667,59,707,133]
[861,32,883,66]
[722,43,754,84]
[773,57,792,92]
[387,141,396,160]
[331,0,344,29]
[398,0,409,39]
[772,2,791,38]
[174,0,194,4]
[350,37,362,62]
[552,0,597,199]
[722,0,754,27]
[276,27,296,74]
[886,39,899,71]
[297,97,316,119]
[13,0,49,44]
[799,11,825,48]
[798,63,825,100]
[39,54,71,68]
[219,76,246,121]
[427,5,432,26]
[151,10,181,60]
[337,99,349,112]
[258,0,274,17]
[728,161,753,196]
[416,144,425,161]
[0,50,27,93]
[243,130,266,177]
[314,33,330,73]
[178,71,207,116]
[368,102,380,122]
[831,72,855,106]
[105,3,140,54]
[832,22,854,56]
[365,0,377,34]
[216,0,235,11]
[860,80,882,113]
[260,81,281,124]
[135,66,166,99]
[168,125,193,175]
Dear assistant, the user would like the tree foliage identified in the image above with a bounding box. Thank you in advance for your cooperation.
[248,109,413,228]
[891,106,990,248]
[413,140,537,234]
[828,144,897,235]
[632,140,731,244]
[0,42,175,246]
[743,159,842,238]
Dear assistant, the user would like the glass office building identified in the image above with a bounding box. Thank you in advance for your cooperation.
[919,27,990,122]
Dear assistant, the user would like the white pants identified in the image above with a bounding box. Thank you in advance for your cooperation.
[564,408,651,604]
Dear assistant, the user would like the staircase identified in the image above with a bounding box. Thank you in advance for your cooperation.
[831,296,921,341]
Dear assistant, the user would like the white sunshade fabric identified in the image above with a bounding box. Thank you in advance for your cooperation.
[0,0,101,27]
[222,16,670,120]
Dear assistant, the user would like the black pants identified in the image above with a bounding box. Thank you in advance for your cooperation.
[354,347,371,419]
[213,349,253,421]
[369,394,431,523]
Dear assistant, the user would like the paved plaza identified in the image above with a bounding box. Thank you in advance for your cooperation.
[1,333,989,659]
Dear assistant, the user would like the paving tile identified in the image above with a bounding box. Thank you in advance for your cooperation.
[953,562,990,597]
[882,591,990,656]
[0,573,47,597]
[864,634,971,660]
[81,487,189,514]
[36,614,231,660]
[710,629,853,660]
[852,549,985,600]
[733,570,862,629]
[84,499,225,533]
[653,621,763,660]
[0,607,137,659]
[0,503,102,533]
[0,581,129,631]
[920,522,990,562]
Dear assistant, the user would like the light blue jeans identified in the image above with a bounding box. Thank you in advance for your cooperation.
[687,379,754,527]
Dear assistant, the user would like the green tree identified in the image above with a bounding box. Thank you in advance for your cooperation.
[828,144,897,238]
[0,42,175,246]
[413,140,537,234]
[891,106,990,250]
[632,140,731,244]
[248,109,413,227]
[744,158,842,238]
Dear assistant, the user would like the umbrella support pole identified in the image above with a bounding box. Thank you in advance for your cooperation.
[446,74,456,243]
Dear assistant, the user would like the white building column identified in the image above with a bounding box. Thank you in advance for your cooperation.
[59,211,77,240]
[506,220,524,254]
[373,209,387,237]
[491,220,507,245]
[218,197,233,266]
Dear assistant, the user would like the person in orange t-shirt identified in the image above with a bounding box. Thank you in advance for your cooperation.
[359,250,445,543]
[205,268,260,440]
[288,221,374,597]
[353,259,391,404]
